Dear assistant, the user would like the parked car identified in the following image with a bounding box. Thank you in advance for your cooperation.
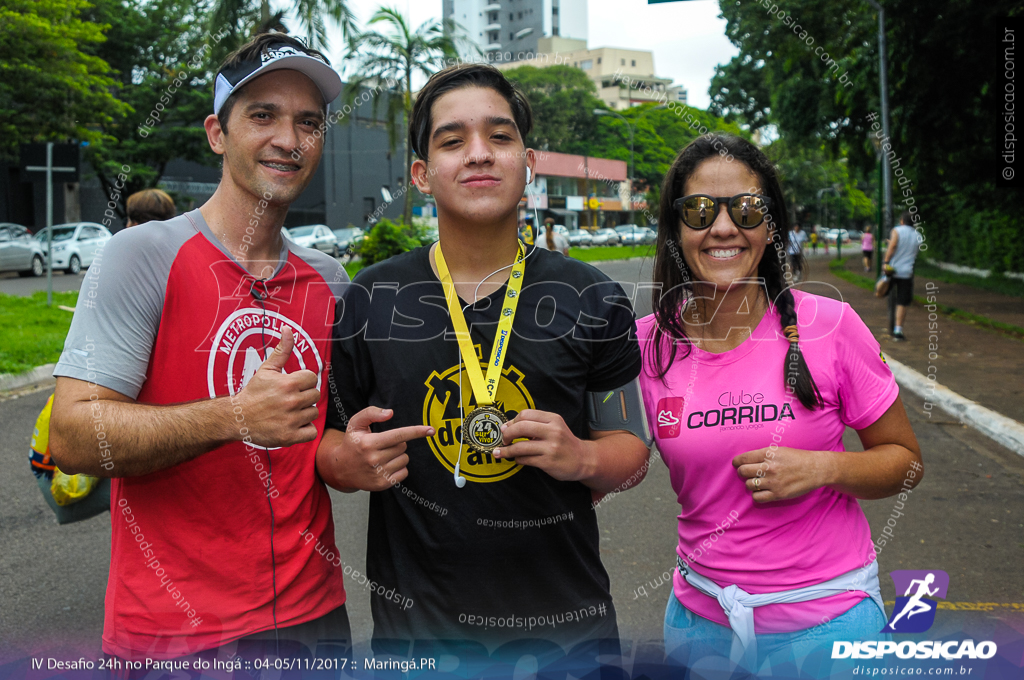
[0,223,46,277]
[285,224,339,256]
[591,228,621,246]
[35,222,112,274]
[331,227,364,252]
[825,228,851,244]
[567,229,593,247]
[615,224,655,245]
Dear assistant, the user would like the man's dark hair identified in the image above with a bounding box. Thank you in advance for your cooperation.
[900,210,912,225]
[409,63,533,161]
[216,32,331,135]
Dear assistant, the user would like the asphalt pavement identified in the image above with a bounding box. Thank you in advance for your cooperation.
[1,255,1022,666]
[0,269,88,297]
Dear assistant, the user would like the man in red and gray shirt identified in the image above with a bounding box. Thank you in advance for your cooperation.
[50,33,350,664]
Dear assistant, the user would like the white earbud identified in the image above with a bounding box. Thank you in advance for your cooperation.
[526,167,532,184]
[454,461,467,488]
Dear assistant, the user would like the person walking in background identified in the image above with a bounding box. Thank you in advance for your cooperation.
[538,217,569,255]
[809,228,819,255]
[787,223,807,281]
[125,188,176,227]
[861,225,875,272]
[883,212,924,341]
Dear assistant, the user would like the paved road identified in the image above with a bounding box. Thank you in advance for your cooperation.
[0,270,88,297]
[1,257,1022,665]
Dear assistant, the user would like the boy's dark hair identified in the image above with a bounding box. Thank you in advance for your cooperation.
[900,210,913,225]
[409,63,533,161]
[216,32,330,135]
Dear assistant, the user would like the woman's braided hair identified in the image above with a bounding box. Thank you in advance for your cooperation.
[649,134,822,410]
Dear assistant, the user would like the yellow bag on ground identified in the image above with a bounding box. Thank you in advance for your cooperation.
[51,468,100,506]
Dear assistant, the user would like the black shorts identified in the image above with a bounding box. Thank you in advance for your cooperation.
[862,250,872,258]
[893,276,914,306]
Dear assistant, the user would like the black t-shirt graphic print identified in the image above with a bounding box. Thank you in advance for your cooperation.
[327,244,641,651]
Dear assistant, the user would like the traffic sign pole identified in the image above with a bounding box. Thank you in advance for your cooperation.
[25,142,77,307]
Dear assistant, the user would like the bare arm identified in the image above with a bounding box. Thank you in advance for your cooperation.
[733,397,922,502]
[51,329,321,478]
[884,230,900,265]
[496,410,651,494]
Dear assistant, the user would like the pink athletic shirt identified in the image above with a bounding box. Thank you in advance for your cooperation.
[862,232,875,251]
[637,290,899,633]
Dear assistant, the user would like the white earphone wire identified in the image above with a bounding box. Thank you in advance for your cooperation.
[449,163,542,487]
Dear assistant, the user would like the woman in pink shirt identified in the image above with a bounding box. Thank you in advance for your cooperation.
[862,225,876,272]
[637,135,922,675]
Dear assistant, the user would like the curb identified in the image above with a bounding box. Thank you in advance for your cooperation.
[885,355,1024,457]
[0,364,56,392]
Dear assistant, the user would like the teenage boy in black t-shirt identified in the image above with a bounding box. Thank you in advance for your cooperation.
[317,64,652,660]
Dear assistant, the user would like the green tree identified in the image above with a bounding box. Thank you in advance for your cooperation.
[0,0,131,161]
[80,0,224,225]
[209,0,355,59]
[506,65,743,222]
[344,6,459,226]
[504,65,606,155]
[709,0,1024,270]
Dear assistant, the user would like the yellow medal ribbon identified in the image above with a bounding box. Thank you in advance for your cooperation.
[434,240,526,406]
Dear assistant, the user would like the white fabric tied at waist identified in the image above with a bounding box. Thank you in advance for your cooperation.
[676,555,885,668]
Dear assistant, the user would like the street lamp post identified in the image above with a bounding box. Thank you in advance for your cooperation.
[593,108,634,225]
[866,0,893,241]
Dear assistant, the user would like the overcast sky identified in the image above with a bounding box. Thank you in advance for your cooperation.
[291,0,737,109]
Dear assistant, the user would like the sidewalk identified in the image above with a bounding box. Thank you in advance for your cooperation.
[803,253,1024,426]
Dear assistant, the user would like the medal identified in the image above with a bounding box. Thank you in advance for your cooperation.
[435,241,526,454]
[463,406,507,454]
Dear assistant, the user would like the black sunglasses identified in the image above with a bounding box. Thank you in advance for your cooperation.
[673,194,772,230]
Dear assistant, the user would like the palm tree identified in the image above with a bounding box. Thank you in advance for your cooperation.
[210,0,356,55]
[344,7,462,226]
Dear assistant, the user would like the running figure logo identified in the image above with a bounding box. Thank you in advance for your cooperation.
[882,570,949,633]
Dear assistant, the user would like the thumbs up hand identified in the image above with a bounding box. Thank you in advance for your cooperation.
[235,327,321,448]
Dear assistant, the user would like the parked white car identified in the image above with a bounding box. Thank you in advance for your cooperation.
[615,224,657,245]
[567,229,593,247]
[0,223,46,277]
[35,222,112,274]
[591,228,621,246]
[285,224,339,256]
[331,227,364,252]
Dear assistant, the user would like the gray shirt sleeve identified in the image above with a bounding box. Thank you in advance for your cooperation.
[52,216,197,399]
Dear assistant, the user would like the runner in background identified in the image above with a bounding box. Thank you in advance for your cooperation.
[883,212,924,341]
[861,225,875,272]
[640,134,922,677]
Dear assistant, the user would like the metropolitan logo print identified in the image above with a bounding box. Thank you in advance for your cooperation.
[207,308,324,428]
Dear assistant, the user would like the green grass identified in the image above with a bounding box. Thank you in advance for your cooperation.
[828,259,1024,341]
[343,259,365,279]
[914,260,1024,299]
[0,291,79,375]
[569,245,654,262]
